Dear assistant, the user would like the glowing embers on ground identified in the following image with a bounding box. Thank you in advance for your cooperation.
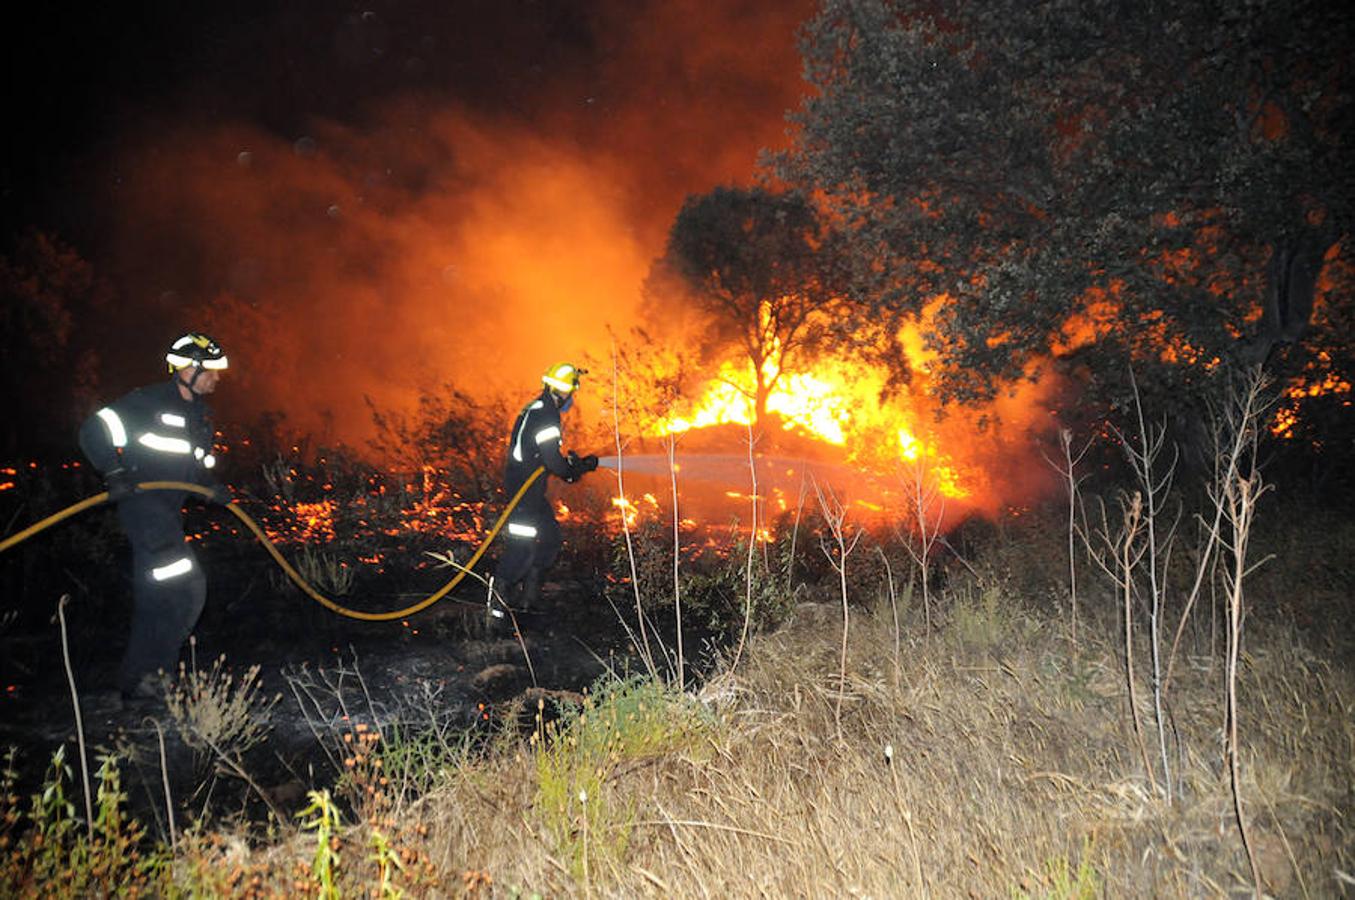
[258,472,487,548]
[651,352,974,500]
[398,494,485,542]
[0,460,68,494]
[1271,361,1353,439]
[261,498,338,544]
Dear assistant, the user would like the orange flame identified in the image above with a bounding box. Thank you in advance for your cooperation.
[627,287,1075,528]
[1271,364,1353,438]
[652,342,975,501]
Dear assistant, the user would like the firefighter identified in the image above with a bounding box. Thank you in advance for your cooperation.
[492,362,599,612]
[77,332,233,701]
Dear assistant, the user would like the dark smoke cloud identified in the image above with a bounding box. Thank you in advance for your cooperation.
[87,0,813,448]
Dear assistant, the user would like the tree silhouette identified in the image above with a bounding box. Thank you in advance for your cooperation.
[772,0,1352,418]
[0,231,108,457]
[648,186,846,429]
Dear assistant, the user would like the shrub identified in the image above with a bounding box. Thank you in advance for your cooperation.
[945,572,1037,654]
[0,747,169,898]
[164,654,279,762]
[611,516,797,642]
[532,674,712,880]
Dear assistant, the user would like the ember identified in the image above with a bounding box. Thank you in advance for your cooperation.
[1272,366,1353,439]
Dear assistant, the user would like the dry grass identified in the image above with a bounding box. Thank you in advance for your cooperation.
[270,588,1348,898]
[14,536,1353,898]
[164,655,279,761]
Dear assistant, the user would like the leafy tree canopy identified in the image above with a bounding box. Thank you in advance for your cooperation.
[771,0,1352,418]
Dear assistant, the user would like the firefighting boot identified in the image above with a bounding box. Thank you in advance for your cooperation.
[119,671,165,707]
[519,566,542,612]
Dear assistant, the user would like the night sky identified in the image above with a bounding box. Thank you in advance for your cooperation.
[5,0,814,441]
[7,1,777,231]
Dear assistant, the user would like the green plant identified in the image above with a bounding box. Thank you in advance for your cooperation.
[14,744,79,890]
[298,789,343,900]
[376,723,470,811]
[672,540,795,642]
[88,754,168,887]
[1014,838,1101,899]
[948,575,1032,653]
[609,512,798,639]
[368,825,404,899]
[0,748,168,898]
[532,675,712,882]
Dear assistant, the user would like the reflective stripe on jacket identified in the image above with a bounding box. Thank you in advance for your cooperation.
[78,380,218,488]
[504,389,573,496]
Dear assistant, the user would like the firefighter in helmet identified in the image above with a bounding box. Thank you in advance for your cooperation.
[493,362,599,612]
[77,332,234,701]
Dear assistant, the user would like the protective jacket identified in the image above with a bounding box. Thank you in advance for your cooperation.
[78,379,222,506]
[505,389,579,499]
[77,379,222,695]
[495,389,583,606]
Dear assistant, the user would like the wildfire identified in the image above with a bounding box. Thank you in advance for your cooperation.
[611,493,661,529]
[651,348,976,501]
[256,467,487,548]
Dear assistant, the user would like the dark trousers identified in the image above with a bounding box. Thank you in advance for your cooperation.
[494,495,562,599]
[116,497,207,693]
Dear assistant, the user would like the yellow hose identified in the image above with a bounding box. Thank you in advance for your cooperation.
[0,467,545,621]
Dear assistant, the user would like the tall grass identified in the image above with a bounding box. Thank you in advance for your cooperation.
[532,675,712,882]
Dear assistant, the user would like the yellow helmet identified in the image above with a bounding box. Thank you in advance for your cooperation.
[542,362,584,395]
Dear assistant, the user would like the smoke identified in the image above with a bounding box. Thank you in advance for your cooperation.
[91,0,813,448]
[76,0,1065,527]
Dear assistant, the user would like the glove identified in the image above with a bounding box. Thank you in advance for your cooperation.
[105,467,137,503]
[206,483,234,506]
[564,451,598,483]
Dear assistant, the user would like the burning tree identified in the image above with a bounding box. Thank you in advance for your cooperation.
[773,0,1352,424]
[646,186,848,431]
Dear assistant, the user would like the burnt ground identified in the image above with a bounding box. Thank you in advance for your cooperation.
[0,528,655,827]
[1,436,782,828]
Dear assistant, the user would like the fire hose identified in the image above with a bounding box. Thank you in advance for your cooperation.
[0,466,545,622]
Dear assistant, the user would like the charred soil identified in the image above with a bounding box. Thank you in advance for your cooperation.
[1,523,640,827]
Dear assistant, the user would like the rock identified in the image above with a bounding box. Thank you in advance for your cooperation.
[471,663,528,698]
